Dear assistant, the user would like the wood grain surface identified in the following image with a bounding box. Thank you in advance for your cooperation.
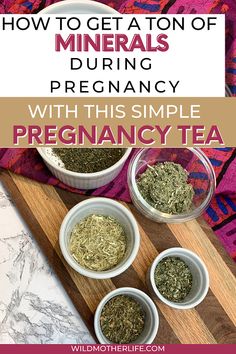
[1,169,236,344]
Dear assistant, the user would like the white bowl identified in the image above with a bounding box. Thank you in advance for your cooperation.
[37,148,132,190]
[59,198,140,279]
[40,0,118,14]
[94,287,159,344]
[148,248,209,309]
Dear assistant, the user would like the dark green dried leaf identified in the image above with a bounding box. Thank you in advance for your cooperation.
[100,295,145,344]
[53,148,124,173]
[154,256,193,302]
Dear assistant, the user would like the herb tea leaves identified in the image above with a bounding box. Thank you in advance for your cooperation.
[154,256,193,302]
[100,295,145,344]
[53,148,124,173]
[137,162,194,214]
[69,214,126,271]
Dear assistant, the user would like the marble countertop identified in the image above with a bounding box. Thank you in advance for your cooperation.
[0,181,94,344]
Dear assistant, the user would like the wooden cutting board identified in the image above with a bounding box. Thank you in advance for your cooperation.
[1,169,236,344]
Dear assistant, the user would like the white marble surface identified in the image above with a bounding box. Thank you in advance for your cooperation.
[0,181,94,344]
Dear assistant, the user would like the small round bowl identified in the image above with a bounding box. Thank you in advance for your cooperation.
[94,287,159,344]
[128,148,216,223]
[37,148,132,190]
[59,198,140,279]
[40,0,118,14]
[148,248,209,309]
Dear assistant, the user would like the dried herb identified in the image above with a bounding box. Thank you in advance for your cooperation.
[52,148,124,173]
[154,257,193,302]
[137,162,194,214]
[69,214,126,271]
[100,295,145,344]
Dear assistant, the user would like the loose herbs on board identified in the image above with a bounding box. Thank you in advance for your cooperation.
[100,295,145,344]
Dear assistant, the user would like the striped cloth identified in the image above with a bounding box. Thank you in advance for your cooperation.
[0,0,236,262]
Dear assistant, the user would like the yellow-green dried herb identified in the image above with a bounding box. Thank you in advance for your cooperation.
[100,295,145,344]
[154,257,193,302]
[137,162,194,214]
[52,148,124,173]
[69,214,126,271]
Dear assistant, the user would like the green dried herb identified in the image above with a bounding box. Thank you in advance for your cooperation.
[69,214,126,271]
[100,295,145,344]
[154,257,193,302]
[137,162,194,214]
[53,148,124,173]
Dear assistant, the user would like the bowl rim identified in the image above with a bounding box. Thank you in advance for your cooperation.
[59,197,140,279]
[94,287,159,344]
[128,147,216,222]
[149,247,210,309]
[37,147,132,178]
[39,0,119,14]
